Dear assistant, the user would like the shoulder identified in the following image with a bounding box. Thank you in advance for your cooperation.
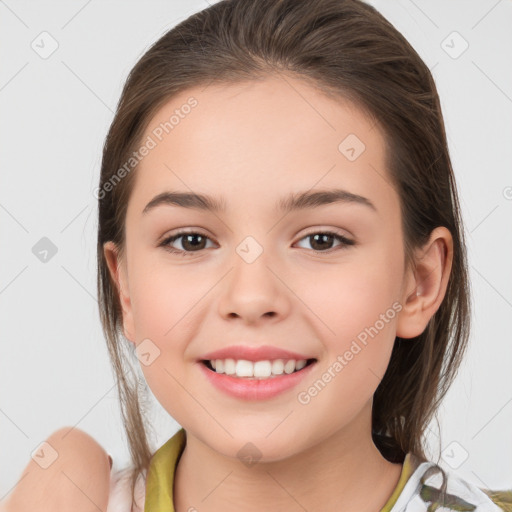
[405,454,512,512]
[5,426,111,512]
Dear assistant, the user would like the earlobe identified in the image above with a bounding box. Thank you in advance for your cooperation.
[396,227,453,339]
[103,241,136,343]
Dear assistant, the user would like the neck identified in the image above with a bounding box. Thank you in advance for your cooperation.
[173,403,403,512]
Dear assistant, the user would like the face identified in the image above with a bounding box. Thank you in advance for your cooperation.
[104,75,426,461]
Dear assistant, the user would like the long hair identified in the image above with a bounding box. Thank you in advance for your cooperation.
[96,0,471,499]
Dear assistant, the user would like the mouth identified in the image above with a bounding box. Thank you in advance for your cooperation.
[197,356,318,400]
[200,358,317,380]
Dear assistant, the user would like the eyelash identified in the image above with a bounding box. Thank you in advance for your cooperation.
[159,229,355,257]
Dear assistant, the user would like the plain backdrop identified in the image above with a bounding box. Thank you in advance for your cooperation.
[1,0,511,497]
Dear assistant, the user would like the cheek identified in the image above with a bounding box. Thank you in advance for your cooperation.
[128,253,198,339]
[128,261,199,411]
[296,256,399,337]
[128,257,211,382]
[295,265,399,424]
[293,254,400,391]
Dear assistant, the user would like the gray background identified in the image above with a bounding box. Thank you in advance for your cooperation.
[1,0,511,497]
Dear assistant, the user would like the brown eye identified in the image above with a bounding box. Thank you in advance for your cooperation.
[160,231,214,256]
[296,231,355,253]
[159,229,355,257]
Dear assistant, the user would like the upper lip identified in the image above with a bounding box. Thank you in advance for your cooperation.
[198,345,316,362]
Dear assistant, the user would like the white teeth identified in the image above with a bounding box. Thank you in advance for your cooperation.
[207,358,311,379]
[236,359,254,377]
[296,359,307,370]
[253,360,272,377]
[224,359,235,375]
[272,359,284,375]
[284,360,296,374]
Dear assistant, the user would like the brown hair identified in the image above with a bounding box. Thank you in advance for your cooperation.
[97,0,471,499]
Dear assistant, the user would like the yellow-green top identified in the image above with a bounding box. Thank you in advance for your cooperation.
[143,428,512,512]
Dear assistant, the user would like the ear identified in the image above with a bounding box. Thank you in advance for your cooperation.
[103,241,136,343]
[396,226,453,339]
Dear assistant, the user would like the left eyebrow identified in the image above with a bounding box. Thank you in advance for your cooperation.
[277,188,377,214]
[141,188,378,215]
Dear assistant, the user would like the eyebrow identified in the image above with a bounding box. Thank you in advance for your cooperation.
[142,188,377,215]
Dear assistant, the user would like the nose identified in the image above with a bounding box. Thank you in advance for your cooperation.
[217,252,291,325]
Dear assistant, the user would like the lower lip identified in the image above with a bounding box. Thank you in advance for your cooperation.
[197,361,317,400]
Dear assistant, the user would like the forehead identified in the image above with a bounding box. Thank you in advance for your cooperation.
[126,74,397,220]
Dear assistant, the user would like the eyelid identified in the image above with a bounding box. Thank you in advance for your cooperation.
[299,226,353,240]
[158,227,214,245]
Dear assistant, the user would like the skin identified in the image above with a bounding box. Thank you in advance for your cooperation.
[3,427,111,511]
[104,74,453,511]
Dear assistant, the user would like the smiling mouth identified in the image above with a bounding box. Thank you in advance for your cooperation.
[201,358,317,379]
